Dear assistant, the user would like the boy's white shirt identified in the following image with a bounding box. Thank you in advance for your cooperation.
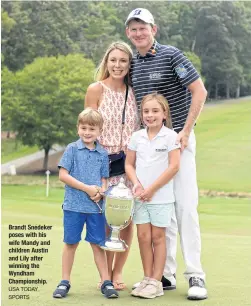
[128,125,180,204]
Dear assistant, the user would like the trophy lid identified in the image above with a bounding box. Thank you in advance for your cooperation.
[106,178,133,200]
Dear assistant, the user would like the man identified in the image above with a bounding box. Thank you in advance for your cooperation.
[125,8,208,300]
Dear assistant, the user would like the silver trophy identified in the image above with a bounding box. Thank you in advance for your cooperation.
[101,178,134,252]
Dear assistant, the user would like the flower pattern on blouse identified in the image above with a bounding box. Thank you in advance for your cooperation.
[98,81,140,187]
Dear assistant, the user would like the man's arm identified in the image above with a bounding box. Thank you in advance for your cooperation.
[177,78,207,151]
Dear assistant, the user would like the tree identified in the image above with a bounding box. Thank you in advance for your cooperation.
[193,2,246,98]
[69,1,122,64]
[2,1,79,71]
[1,66,15,134]
[184,52,202,76]
[4,54,95,170]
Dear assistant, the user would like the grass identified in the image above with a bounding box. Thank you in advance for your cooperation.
[1,185,251,306]
[1,98,251,305]
[2,98,251,194]
[1,138,39,164]
[196,99,251,192]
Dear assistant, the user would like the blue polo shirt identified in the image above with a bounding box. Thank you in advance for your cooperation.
[58,139,109,213]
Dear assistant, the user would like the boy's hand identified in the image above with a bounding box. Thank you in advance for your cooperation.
[138,187,155,202]
[90,193,102,203]
[85,185,100,197]
[133,183,144,198]
[99,186,107,197]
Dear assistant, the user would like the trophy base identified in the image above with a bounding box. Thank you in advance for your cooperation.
[101,239,128,252]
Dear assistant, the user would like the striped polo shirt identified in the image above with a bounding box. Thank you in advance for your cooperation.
[130,41,200,132]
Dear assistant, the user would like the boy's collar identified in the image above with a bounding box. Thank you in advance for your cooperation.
[76,138,103,153]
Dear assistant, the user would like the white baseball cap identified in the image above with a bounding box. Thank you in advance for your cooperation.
[125,8,155,26]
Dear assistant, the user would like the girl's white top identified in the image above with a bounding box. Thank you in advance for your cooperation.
[128,125,181,204]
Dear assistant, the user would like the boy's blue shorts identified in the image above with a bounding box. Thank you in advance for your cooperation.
[63,210,106,245]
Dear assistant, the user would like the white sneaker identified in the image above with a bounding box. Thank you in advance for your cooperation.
[187,277,208,300]
[131,277,149,297]
[138,279,164,299]
[132,281,140,290]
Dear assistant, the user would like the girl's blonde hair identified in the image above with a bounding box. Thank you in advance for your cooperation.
[140,93,172,129]
[77,108,103,129]
[95,41,133,84]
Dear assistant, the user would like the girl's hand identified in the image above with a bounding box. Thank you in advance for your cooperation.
[138,187,155,202]
[133,183,144,198]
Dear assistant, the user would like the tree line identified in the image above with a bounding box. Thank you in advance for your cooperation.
[2,1,251,168]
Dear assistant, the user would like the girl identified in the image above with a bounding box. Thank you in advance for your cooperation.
[125,93,180,299]
[85,41,140,290]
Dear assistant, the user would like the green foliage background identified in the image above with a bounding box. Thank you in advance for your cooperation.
[2,1,251,97]
[2,1,251,168]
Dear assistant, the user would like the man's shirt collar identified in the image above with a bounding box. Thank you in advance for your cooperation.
[136,40,160,59]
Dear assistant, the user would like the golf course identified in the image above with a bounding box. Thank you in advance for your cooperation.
[2,98,251,306]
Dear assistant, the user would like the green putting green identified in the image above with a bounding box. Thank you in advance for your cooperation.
[2,99,251,305]
[2,185,251,306]
[196,99,251,192]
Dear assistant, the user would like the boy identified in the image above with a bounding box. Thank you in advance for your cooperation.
[53,108,119,299]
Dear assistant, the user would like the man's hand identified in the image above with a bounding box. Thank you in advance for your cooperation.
[176,130,190,152]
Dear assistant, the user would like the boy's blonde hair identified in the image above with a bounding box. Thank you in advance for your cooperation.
[95,41,133,84]
[77,108,103,129]
[140,93,172,129]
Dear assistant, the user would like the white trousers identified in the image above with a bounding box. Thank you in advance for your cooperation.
[164,130,205,281]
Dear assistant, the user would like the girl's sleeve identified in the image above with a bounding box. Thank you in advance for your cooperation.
[167,131,181,152]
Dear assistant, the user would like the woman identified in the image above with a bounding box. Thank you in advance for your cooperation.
[85,41,140,290]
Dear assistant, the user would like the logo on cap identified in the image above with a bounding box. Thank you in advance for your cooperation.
[133,9,142,16]
[125,8,155,26]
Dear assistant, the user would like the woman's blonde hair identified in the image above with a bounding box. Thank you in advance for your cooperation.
[77,108,103,129]
[95,41,133,84]
[140,93,173,129]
